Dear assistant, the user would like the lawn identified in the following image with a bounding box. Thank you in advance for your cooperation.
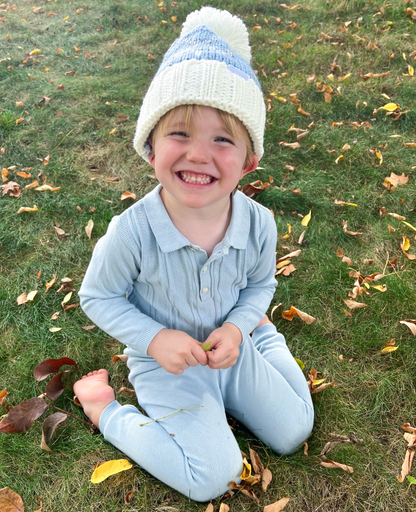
[1,0,416,510]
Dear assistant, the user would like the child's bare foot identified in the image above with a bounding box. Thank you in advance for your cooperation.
[254,315,273,330]
[73,369,115,428]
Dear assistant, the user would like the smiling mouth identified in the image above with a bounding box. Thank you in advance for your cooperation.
[178,171,215,185]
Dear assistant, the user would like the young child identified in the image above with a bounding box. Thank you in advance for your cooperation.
[74,7,313,502]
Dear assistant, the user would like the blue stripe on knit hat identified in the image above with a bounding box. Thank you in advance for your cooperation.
[155,25,262,90]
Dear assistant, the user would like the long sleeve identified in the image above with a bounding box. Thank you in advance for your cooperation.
[79,216,166,355]
[224,207,277,339]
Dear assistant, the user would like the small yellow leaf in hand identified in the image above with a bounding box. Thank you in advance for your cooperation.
[201,341,211,352]
[91,459,133,484]
[378,103,399,112]
[301,210,311,227]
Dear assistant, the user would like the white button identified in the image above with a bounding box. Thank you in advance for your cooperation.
[202,267,207,273]
[202,287,209,294]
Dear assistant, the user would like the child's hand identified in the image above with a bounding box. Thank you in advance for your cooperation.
[204,323,242,370]
[147,329,208,375]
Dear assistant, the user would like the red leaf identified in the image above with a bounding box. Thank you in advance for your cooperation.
[0,397,47,433]
[45,372,65,400]
[33,357,77,381]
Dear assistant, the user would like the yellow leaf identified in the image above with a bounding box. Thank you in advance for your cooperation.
[276,97,287,102]
[378,102,399,112]
[18,205,38,214]
[335,155,343,164]
[295,358,305,370]
[91,459,133,484]
[109,128,117,135]
[29,49,40,55]
[171,16,177,22]
[62,291,72,305]
[371,284,387,292]
[27,290,38,302]
[313,378,326,386]
[402,221,416,232]
[85,219,94,239]
[49,327,62,332]
[45,274,56,293]
[201,341,211,352]
[301,210,311,227]
[402,236,411,252]
[381,345,399,354]
[241,458,252,479]
[376,150,383,165]
[408,65,414,76]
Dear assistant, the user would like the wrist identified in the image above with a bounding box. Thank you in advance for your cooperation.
[223,322,242,344]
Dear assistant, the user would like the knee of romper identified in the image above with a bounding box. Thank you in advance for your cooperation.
[184,446,244,502]
[271,404,314,456]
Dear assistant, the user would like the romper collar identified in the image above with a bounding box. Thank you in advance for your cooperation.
[144,184,250,253]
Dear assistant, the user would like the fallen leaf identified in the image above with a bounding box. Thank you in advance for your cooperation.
[334,200,358,207]
[0,487,25,512]
[262,467,273,492]
[270,303,282,320]
[279,141,301,149]
[54,226,66,236]
[41,412,67,451]
[0,389,8,406]
[118,387,136,395]
[264,497,290,512]
[381,345,399,354]
[121,191,137,201]
[229,481,259,503]
[34,357,77,381]
[219,504,229,512]
[400,320,416,336]
[26,290,38,302]
[112,354,128,363]
[204,504,214,512]
[320,458,354,473]
[49,327,62,332]
[17,292,27,305]
[378,102,399,112]
[18,205,38,213]
[0,397,47,433]
[282,306,315,324]
[125,490,135,505]
[342,256,353,265]
[1,181,20,197]
[81,325,96,331]
[45,372,65,400]
[50,312,60,320]
[342,220,362,236]
[91,459,133,483]
[85,219,94,239]
[343,299,367,309]
[45,274,56,293]
[383,172,409,192]
[241,180,270,198]
[301,210,311,227]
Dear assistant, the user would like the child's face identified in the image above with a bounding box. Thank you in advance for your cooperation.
[149,106,258,212]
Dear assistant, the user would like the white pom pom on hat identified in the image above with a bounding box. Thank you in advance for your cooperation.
[181,6,251,63]
[133,6,266,163]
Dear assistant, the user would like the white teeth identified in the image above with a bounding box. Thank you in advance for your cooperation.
[179,172,213,184]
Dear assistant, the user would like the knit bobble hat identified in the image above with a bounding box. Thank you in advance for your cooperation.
[133,7,266,162]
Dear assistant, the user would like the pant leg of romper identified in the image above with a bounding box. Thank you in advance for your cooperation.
[98,355,243,502]
[222,324,314,454]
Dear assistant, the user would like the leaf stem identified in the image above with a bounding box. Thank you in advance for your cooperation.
[139,406,203,427]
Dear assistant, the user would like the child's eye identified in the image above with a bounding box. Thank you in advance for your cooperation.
[169,131,188,137]
[215,137,234,144]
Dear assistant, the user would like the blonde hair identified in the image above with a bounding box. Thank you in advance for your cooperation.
[150,104,254,168]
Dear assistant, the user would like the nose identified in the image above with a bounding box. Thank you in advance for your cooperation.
[186,139,211,164]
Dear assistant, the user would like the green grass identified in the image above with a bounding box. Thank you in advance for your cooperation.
[1,0,416,510]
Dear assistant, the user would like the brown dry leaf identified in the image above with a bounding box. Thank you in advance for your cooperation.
[298,230,306,245]
[279,141,301,149]
[343,299,367,309]
[54,226,66,236]
[41,412,67,451]
[304,441,308,455]
[337,249,343,257]
[24,180,39,190]
[0,397,47,433]
[278,263,296,276]
[387,212,406,220]
[342,256,353,265]
[229,481,259,504]
[45,274,56,293]
[16,171,31,178]
[50,312,60,320]
[342,220,362,236]
[81,325,96,331]
[204,504,214,512]
[397,425,416,482]
[241,180,270,198]
[121,191,136,201]
[219,504,229,512]
[1,181,20,197]
[400,320,416,336]
[0,487,25,512]
[124,490,135,505]
[363,259,375,264]
[264,497,290,512]
[270,303,282,320]
[0,389,8,406]
[298,107,311,116]
[320,458,354,473]
[112,354,128,363]
[276,250,301,265]
[118,387,136,395]
[282,306,315,324]
[262,467,273,492]
[290,188,301,195]
[383,172,409,192]
[17,292,27,305]
[249,447,264,475]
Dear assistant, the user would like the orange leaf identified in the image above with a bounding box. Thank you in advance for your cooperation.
[343,299,367,309]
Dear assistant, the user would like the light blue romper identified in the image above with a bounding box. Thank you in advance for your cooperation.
[79,185,314,501]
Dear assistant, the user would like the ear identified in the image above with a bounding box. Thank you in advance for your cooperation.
[148,150,156,169]
[241,154,259,178]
